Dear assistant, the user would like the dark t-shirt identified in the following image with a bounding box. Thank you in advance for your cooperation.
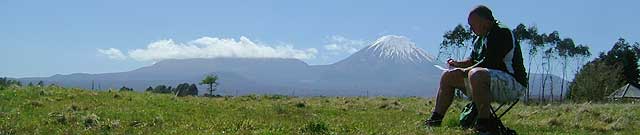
[470,22,528,86]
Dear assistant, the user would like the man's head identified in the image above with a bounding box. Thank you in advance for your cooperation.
[468,5,496,36]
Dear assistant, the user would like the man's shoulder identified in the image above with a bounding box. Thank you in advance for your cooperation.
[492,24,512,37]
[486,23,513,43]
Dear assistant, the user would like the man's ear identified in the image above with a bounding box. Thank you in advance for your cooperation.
[481,20,491,33]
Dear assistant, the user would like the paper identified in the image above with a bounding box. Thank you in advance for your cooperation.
[424,54,452,71]
[433,65,448,71]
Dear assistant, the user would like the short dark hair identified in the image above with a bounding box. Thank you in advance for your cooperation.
[469,5,495,21]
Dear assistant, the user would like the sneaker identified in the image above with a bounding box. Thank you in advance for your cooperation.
[424,112,444,127]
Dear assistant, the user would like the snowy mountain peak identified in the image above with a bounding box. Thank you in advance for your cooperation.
[364,35,433,63]
[334,35,436,66]
[368,35,415,51]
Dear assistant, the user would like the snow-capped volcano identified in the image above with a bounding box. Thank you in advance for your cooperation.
[334,35,435,66]
[322,35,441,96]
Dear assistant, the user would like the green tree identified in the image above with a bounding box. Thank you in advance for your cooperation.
[0,77,7,90]
[572,45,592,72]
[513,24,549,102]
[569,56,623,101]
[438,24,475,61]
[569,38,638,101]
[566,44,591,101]
[175,83,198,97]
[200,74,218,96]
[606,38,640,83]
[152,85,172,94]
[119,86,134,91]
[1,77,23,90]
[541,31,560,101]
[512,24,539,101]
[37,81,44,87]
[145,86,154,92]
[189,84,198,96]
[555,38,580,100]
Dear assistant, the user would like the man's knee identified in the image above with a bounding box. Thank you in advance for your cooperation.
[468,68,489,82]
[440,69,466,90]
[440,70,452,82]
[441,69,463,82]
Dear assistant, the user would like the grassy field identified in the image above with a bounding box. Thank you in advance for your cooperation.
[1,86,638,134]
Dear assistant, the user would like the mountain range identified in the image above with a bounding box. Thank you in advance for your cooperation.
[18,35,568,97]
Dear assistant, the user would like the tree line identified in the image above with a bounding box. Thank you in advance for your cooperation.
[569,38,640,101]
[0,77,22,90]
[141,74,219,97]
[0,78,48,89]
[142,83,199,97]
[0,74,219,98]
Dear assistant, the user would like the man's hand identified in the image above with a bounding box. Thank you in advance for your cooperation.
[448,58,474,68]
[447,59,461,68]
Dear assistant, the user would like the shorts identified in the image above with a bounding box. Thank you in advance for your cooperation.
[463,69,525,103]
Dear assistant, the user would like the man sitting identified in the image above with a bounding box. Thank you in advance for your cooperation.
[424,5,528,134]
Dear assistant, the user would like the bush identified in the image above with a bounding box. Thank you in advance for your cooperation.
[83,113,100,128]
[175,83,198,97]
[301,120,330,134]
[569,58,624,101]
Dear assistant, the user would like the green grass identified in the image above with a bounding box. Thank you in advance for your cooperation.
[1,86,638,134]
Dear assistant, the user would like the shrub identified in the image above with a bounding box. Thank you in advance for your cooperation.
[301,120,330,134]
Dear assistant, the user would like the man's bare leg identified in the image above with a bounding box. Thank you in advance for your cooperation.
[468,67,500,133]
[425,68,467,126]
[468,68,492,119]
[433,69,466,115]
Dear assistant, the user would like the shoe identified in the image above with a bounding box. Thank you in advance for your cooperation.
[424,112,444,127]
[475,118,499,135]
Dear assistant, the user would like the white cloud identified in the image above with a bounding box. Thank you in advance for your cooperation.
[323,35,367,54]
[307,35,370,65]
[98,48,127,60]
[103,36,318,62]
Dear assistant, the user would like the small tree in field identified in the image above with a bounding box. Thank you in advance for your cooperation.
[200,74,218,96]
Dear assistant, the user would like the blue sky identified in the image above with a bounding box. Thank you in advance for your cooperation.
[1,0,639,79]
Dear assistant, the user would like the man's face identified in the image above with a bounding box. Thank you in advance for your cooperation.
[468,13,488,36]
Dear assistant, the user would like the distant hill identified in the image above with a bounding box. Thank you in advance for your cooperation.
[18,35,568,98]
[527,73,570,100]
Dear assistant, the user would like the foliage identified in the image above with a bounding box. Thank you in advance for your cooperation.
[512,24,592,102]
[603,38,640,83]
[147,85,173,94]
[200,74,218,96]
[174,83,198,97]
[0,77,22,90]
[145,83,198,96]
[568,59,624,101]
[569,38,640,101]
[438,24,475,61]
[119,86,134,92]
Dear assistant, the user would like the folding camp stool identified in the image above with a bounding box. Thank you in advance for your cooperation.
[489,99,519,135]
